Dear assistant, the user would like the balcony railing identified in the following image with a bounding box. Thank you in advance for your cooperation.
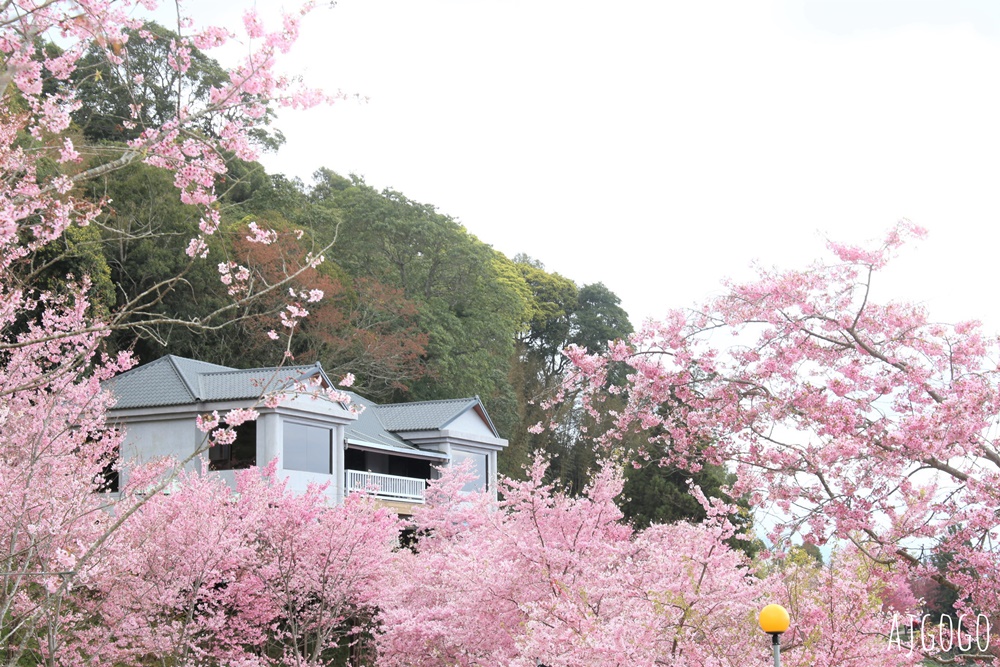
[345,470,426,503]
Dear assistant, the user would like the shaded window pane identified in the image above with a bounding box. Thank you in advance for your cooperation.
[388,455,431,480]
[94,445,119,493]
[451,449,488,492]
[345,447,365,471]
[209,422,257,471]
[283,422,331,474]
[346,448,432,480]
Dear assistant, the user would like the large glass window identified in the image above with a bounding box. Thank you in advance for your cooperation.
[283,422,332,474]
[451,449,488,492]
[345,448,432,479]
[93,445,120,493]
[209,422,257,471]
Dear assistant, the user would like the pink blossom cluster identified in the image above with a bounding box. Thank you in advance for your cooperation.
[0,277,137,662]
[245,220,278,244]
[0,0,334,331]
[376,459,921,667]
[0,3,342,659]
[69,464,400,666]
[564,219,1000,641]
[218,260,252,296]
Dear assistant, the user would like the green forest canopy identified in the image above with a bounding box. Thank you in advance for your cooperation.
[55,21,745,525]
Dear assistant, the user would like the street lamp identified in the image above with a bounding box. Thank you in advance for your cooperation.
[758,603,790,667]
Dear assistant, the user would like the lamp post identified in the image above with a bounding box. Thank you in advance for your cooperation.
[758,603,790,667]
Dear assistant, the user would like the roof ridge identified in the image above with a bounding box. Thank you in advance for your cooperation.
[371,406,392,432]
[106,357,340,410]
[199,364,316,377]
[166,355,201,402]
[373,397,477,409]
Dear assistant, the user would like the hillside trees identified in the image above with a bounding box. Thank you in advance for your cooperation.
[87,159,227,358]
[95,175,430,398]
[72,20,283,149]
[227,219,430,400]
[308,176,531,436]
[506,261,747,525]
[508,256,634,486]
[64,15,307,363]
[66,36,429,396]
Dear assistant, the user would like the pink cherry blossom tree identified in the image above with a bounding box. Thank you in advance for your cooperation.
[0,329,132,667]
[376,460,922,667]
[0,0,334,662]
[245,468,401,667]
[563,220,1000,662]
[66,468,269,667]
[64,464,399,667]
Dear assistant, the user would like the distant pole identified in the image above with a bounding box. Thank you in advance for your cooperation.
[758,604,791,667]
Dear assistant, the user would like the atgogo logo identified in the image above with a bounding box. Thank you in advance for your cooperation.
[888,614,991,653]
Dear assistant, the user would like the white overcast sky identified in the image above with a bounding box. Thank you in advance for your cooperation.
[173,0,1000,330]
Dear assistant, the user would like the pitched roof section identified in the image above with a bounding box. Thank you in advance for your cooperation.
[108,356,503,445]
[197,366,328,401]
[107,356,220,409]
[373,397,498,436]
[170,356,233,397]
[342,393,500,457]
[107,355,330,409]
[343,392,410,448]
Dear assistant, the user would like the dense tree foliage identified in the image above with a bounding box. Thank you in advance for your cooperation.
[377,461,918,667]
[505,256,635,489]
[564,222,1000,662]
[309,177,528,426]
[72,21,283,149]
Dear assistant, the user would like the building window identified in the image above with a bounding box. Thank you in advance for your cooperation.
[451,449,488,492]
[345,448,432,479]
[209,421,257,471]
[283,422,332,474]
[94,446,119,493]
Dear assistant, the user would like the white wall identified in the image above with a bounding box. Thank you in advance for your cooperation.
[447,409,495,438]
[269,416,346,504]
[113,395,355,504]
[117,415,201,489]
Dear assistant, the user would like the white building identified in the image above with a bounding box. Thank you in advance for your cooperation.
[105,355,507,513]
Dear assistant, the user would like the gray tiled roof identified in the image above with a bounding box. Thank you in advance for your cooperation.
[107,355,327,409]
[342,392,448,459]
[107,356,499,451]
[343,392,408,448]
[198,367,325,401]
[373,398,480,432]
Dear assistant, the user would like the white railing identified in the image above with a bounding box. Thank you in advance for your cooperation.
[345,470,426,503]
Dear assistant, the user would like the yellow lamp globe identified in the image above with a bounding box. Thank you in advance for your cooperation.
[759,604,790,634]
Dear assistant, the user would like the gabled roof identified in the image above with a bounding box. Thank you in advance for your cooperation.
[343,392,410,448]
[373,396,499,437]
[107,356,503,454]
[107,355,332,410]
[343,392,449,460]
[343,392,499,457]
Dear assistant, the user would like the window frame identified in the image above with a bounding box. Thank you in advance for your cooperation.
[282,420,334,474]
